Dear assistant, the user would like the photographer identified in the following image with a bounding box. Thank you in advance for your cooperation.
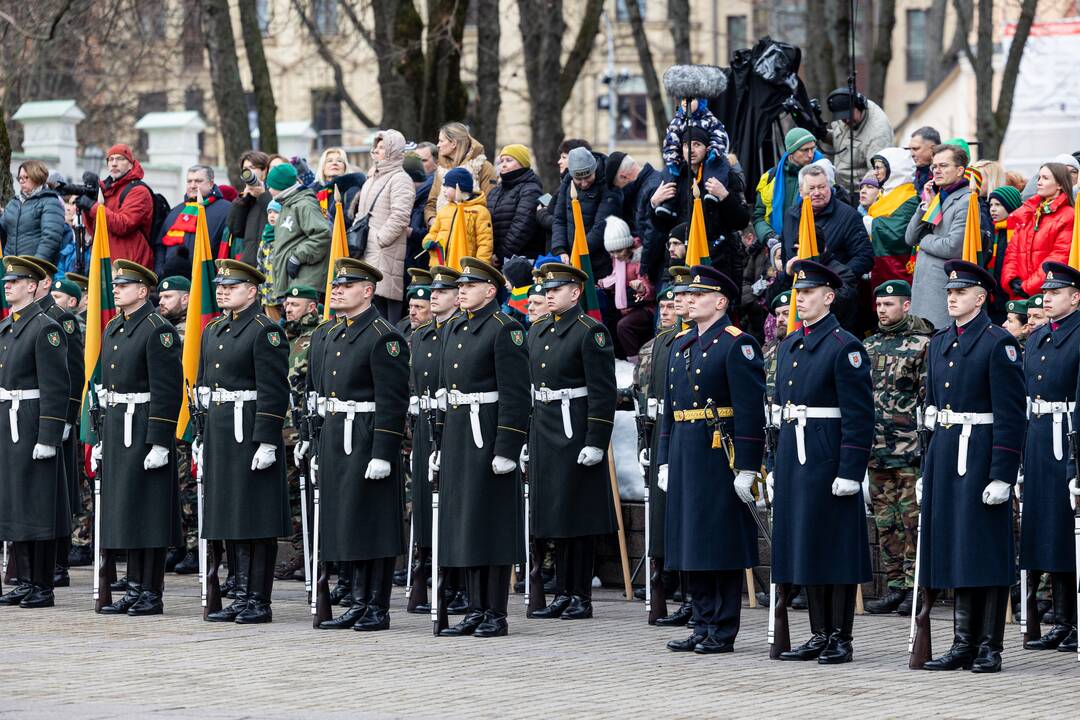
[226,151,272,266]
[3,160,65,264]
[79,143,154,267]
[154,164,232,277]
[266,161,331,304]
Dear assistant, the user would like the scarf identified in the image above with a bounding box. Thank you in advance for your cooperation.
[920,179,966,226]
[769,151,824,237]
[316,187,331,216]
[878,314,912,335]
[868,183,916,218]
[1032,193,1067,231]
[162,195,217,246]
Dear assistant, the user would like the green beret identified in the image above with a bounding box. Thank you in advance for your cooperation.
[874,279,912,298]
[770,292,791,311]
[159,276,191,293]
[284,284,318,301]
[1029,294,1044,309]
[407,285,431,301]
[1005,299,1027,316]
[52,278,82,301]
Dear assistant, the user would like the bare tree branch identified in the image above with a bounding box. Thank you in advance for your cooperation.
[238,0,278,153]
[624,0,668,144]
[558,0,604,109]
[0,0,76,41]
[668,0,691,65]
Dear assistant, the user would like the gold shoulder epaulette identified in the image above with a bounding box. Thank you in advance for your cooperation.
[675,328,692,338]
[724,326,742,337]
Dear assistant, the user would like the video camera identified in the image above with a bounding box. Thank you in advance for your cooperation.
[53,171,100,199]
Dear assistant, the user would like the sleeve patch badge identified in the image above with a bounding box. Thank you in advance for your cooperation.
[741,345,755,360]
[387,340,401,357]
[510,329,524,346]
[63,319,75,334]
[161,332,174,348]
[1005,345,1018,362]
[848,351,862,368]
[594,332,607,347]
[268,331,282,347]
[47,330,60,347]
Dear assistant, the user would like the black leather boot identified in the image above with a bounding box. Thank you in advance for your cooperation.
[864,588,906,615]
[1059,574,1078,653]
[330,561,353,606]
[530,594,571,619]
[100,582,142,614]
[896,588,915,616]
[655,601,693,626]
[236,541,275,624]
[355,558,393,631]
[924,587,976,670]
[562,595,593,620]
[779,585,827,660]
[819,585,856,664]
[1027,573,1072,650]
[0,542,33,605]
[68,543,93,567]
[207,542,250,622]
[321,561,367,629]
[439,610,485,636]
[447,589,469,614]
[474,609,509,637]
[53,535,71,587]
[129,548,165,616]
[20,539,57,608]
[164,547,184,573]
[667,632,707,652]
[174,549,199,575]
[971,587,1007,673]
[789,585,807,609]
[222,542,238,598]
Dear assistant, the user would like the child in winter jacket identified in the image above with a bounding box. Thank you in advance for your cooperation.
[423,167,494,269]
[259,200,280,310]
[598,215,654,360]
[662,98,729,175]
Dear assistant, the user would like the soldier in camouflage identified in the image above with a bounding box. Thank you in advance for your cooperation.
[862,280,933,616]
[274,284,321,581]
[762,291,791,404]
[1003,299,1028,344]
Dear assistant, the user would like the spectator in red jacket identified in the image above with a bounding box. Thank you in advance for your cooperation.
[79,143,154,267]
[1001,162,1076,298]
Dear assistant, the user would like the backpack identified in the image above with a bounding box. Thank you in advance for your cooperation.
[118,179,172,242]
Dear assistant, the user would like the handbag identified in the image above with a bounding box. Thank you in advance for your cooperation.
[347,180,389,259]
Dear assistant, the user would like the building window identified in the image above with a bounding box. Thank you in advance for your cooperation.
[135,0,166,37]
[313,0,338,35]
[615,0,646,23]
[726,14,748,58]
[182,5,204,69]
[312,88,342,150]
[136,92,168,156]
[185,87,206,156]
[906,9,928,82]
[256,0,272,35]
[616,76,649,142]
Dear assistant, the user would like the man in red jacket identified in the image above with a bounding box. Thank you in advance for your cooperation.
[79,144,155,267]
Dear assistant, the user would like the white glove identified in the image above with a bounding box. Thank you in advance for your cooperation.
[294,440,309,468]
[251,442,277,471]
[862,472,871,508]
[638,447,650,470]
[91,442,103,473]
[657,464,669,492]
[32,443,57,460]
[143,444,169,470]
[915,477,923,505]
[576,446,604,466]
[831,477,861,497]
[733,469,756,504]
[63,423,72,442]
[408,396,420,416]
[519,444,529,472]
[365,458,391,479]
[192,439,203,468]
[429,450,440,472]
[766,471,774,502]
[1070,477,1079,510]
[982,479,1011,505]
[492,455,516,475]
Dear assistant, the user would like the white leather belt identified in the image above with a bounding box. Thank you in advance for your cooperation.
[1028,399,1076,461]
[772,403,842,465]
[104,391,151,447]
[533,385,588,439]
[409,393,441,417]
[317,397,375,455]
[208,388,258,443]
[0,388,40,444]
[646,397,658,420]
[924,406,994,476]
[446,390,499,448]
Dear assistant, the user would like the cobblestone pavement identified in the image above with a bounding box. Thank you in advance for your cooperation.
[1,567,1077,719]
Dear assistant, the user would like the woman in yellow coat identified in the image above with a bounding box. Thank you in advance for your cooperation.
[424,167,494,270]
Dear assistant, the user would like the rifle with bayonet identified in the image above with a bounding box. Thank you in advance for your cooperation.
[908,405,938,668]
[764,395,790,659]
[89,384,112,612]
[185,381,221,619]
[426,406,449,635]
[406,399,428,613]
[633,386,665,624]
[1070,427,1080,662]
[308,392,331,627]
[288,377,313,602]
[520,417,545,617]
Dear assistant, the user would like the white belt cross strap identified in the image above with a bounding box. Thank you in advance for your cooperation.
[1029,399,1076,461]
[409,393,441,417]
[0,388,40,444]
[924,406,995,476]
[317,397,376,455]
[446,390,499,449]
[104,391,151,447]
[776,403,842,465]
[533,385,589,439]
[208,388,259,443]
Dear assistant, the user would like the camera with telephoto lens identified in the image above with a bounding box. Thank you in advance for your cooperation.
[53,171,100,199]
[240,168,261,186]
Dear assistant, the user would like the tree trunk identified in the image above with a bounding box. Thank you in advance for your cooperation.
[471,0,501,159]
[0,99,12,205]
[624,0,668,145]
[867,0,896,104]
[924,0,949,89]
[420,0,470,142]
[832,0,853,94]
[558,0,604,109]
[802,0,836,102]
[367,0,424,137]
[236,0,278,154]
[668,0,691,65]
[518,0,566,191]
[983,0,1038,159]
[202,0,252,186]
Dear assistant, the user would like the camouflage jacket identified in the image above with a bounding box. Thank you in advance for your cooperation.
[763,337,781,403]
[284,311,321,429]
[863,314,934,468]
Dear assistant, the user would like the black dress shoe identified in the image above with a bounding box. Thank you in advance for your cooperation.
[777,633,828,661]
[19,587,55,608]
[789,588,808,610]
[110,576,129,592]
[68,545,93,567]
[222,576,238,599]
[0,583,34,606]
[354,608,390,632]
[205,598,246,622]
[235,599,273,624]
[633,587,645,600]
[529,594,571,619]
[174,550,199,575]
[392,568,407,587]
[817,635,853,664]
[864,588,906,615]
[447,591,469,615]
[410,602,431,615]
[1025,624,1071,650]
[896,589,914,616]
[439,610,485,636]
[99,588,141,615]
[53,565,70,588]
[474,612,508,637]
[667,633,707,652]
[655,601,693,627]
[543,577,557,594]
[561,596,593,620]
[970,645,1002,673]
[1058,628,1077,652]
[164,548,184,573]
[128,591,164,616]
[694,635,734,654]
[319,604,368,629]
[923,644,975,671]
[755,591,770,607]
[329,583,351,606]
[1037,599,1052,621]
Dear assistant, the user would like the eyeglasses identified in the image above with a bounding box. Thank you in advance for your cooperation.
[930,163,957,171]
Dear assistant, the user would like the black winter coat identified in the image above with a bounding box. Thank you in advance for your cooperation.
[226,191,272,266]
[488,168,544,261]
[550,153,623,279]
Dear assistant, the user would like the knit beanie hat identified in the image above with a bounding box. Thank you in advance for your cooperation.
[567,147,597,178]
[444,167,474,194]
[106,143,135,164]
[603,215,634,252]
[989,185,1023,213]
[784,127,816,154]
[266,163,298,191]
[402,155,426,182]
[499,144,532,169]
[267,200,283,213]
[681,126,710,146]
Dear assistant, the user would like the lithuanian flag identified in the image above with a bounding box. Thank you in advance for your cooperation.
[685,165,711,266]
[961,167,983,265]
[80,194,117,443]
[787,196,820,334]
[868,183,919,284]
[507,284,530,314]
[569,183,601,320]
[323,187,350,320]
[176,196,221,441]
[1069,188,1080,270]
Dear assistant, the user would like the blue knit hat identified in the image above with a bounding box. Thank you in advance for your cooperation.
[444,167,473,194]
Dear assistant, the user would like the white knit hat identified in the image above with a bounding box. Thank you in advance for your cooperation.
[603,215,634,252]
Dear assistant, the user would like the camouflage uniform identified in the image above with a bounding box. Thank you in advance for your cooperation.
[284,311,321,556]
[762,337,781,403]
[863,313,933,591]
